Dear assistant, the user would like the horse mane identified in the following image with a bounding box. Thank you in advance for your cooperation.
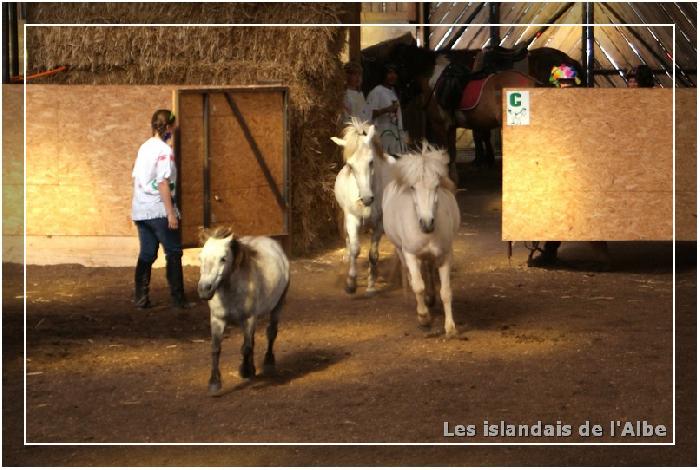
[231,239,257,271]
[393,141,454,192]
[199,225,235,244]
[199,226,258,270]
[338,117,384,162]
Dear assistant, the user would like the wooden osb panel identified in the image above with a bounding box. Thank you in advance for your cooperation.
[675,89,696,241]
[177,92,205,247]
[3,85,23,233]
[178,89,288,241]
[3,85,24,263]
[209,90,285,235]
[26,85,173,236]
[502,88,693,241]
[25,235,202,268]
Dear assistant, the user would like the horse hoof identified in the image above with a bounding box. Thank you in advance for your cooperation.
[445,328,459,339]
[262,363,276,376]
[208,381,222,396]
[365,286,377,296]
[239,364,256,379]
[424,329,442,338]
[345,283,357,294]
[417,314,432,327]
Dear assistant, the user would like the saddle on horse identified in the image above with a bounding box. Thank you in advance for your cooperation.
[477,44,529,74]
[435,44,529,111]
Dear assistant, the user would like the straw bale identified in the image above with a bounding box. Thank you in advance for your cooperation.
[25,2,351,254]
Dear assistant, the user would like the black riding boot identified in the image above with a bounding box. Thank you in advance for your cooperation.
[528,241,561,267]
[166,255,190,309]
[134,259,152,309]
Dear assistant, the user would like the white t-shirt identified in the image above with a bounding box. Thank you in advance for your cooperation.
[343,89,370,124]
[366,84,407,154]
[131,137,180,221]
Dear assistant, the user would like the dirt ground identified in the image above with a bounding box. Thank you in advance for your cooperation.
[3,165,696,466]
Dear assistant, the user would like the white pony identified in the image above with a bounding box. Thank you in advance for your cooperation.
[198,227,290,395]
[382,142,461,337]
[333,118,395,294]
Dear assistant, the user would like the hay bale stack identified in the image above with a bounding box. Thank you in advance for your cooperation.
[26,2,349,254]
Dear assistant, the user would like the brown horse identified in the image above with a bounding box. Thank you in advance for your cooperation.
[361,40,582,180]
[413,68,537,181]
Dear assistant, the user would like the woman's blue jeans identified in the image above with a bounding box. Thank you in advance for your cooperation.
[135,217,183,264]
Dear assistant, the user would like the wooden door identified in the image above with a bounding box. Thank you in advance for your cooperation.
[176,87,290,248]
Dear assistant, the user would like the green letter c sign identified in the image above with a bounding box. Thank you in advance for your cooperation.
[509,92,522,107]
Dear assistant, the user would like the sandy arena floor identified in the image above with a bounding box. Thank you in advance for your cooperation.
[3,165,696,465]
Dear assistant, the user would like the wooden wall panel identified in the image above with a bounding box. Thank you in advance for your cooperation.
[676,89,697,240]
[177,92,205,246]
[26,85,173,236]
[3,85,24,262]
[502,88,695,241]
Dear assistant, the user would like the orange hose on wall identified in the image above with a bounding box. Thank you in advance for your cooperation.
[11,65,68,83]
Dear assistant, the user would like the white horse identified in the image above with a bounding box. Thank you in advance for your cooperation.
[198,227,290,395]
[382,142,461,337]
[333,118,395,294]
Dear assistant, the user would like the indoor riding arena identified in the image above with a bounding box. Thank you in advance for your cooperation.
[2,2,697,466]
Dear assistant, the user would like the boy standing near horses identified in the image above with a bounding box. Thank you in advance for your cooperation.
[366,63,407,155]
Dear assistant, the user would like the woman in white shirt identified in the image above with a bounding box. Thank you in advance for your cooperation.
[365,63,407,155]
[131,109,190,309]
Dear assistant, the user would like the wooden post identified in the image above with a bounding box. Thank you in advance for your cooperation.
[581,2,594,87]
[2,4,10,83]
[202,92,211,228]
[8,2,19,78]
[347,3,361,63]
[417,2,431,48]
[489,2,500,47]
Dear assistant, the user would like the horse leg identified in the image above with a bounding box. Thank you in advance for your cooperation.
[438,256,457,338]
[239,316,257,379]
[448,125,459,186]
[263,316,278,374]
[472,129,484,166]
[208,315,226,395]
[404,252,431,328]
[421,257,436,308]
[344,214,361,294]
[367,221,383,293]
[590,241,612,270]
[397,249,410,296]
[484,128,496,167]
[263,283,287,374]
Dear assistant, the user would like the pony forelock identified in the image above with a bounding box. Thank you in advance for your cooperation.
[338,118,383,162]
[199,226,235,245]
[394,140,450,187]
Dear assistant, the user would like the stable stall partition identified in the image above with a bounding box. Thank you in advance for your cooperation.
[502,88,696,242]
[21,85,289,266]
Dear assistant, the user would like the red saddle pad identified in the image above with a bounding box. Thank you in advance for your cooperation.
[459,76,491,111]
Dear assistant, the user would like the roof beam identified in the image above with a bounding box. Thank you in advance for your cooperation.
[525,2,576,47]
[439,2,487,51]
[600,2,694,87]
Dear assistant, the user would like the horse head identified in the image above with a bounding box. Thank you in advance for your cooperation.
[198,227,236,300]
[332,119,381,207]
[395,141,452,233]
